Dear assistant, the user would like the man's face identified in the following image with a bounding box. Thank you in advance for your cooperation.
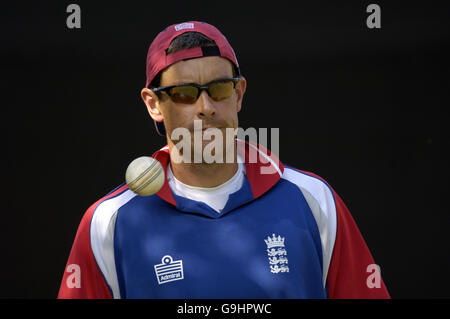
[153,56,246,162]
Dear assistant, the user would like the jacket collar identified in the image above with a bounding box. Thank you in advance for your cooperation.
[151,139,284,207]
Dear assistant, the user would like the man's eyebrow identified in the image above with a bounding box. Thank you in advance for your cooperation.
[163,76,234,86]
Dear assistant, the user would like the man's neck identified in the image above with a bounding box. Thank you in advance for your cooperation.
[169,160,238,188]
[168,145,239,188]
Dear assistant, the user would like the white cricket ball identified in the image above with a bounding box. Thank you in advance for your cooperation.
[125,156,165,196]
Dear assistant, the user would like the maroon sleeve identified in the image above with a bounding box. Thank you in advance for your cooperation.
[326,191,390,299]
[57,185,127,299]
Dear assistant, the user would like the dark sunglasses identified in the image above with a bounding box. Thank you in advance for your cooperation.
[151,77,241,104]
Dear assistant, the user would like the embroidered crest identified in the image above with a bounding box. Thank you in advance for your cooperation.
[154,255,184,284]
[264,234,289,273]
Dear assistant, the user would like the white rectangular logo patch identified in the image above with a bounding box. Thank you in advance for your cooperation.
[154,255,184,284]
[175,22,194,31]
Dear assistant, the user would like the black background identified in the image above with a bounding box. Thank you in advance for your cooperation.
[1,1,449,299]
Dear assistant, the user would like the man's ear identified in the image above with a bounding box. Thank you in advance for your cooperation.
[141,88,164,122]
[235,76,247,113]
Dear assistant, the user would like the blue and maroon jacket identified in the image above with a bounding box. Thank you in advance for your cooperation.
[58,140,390,299]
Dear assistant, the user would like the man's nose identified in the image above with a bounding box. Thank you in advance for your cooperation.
[196,90,216,118]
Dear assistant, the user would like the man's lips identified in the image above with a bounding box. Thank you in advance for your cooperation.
[187,125,225,134]
[191,126,223,132]
[202,126,221,131]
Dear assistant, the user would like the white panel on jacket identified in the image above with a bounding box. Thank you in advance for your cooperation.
[282,168,337,287]
[90,189,137,298]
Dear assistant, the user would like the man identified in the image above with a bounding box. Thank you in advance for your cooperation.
[58,21,390,299]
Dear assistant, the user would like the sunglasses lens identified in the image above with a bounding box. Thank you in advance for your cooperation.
[169,86,199,104]
[208,80,235,101]
[165,79,238,104]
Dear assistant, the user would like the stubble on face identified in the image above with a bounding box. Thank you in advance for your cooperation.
[157,56,240,165]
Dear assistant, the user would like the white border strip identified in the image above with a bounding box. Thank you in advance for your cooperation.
[282,168,337,287]
[90,189,137,298]
[246,141,282,177]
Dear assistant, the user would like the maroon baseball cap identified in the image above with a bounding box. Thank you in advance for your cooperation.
[146,21,240,88]
[145,21,241,136]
